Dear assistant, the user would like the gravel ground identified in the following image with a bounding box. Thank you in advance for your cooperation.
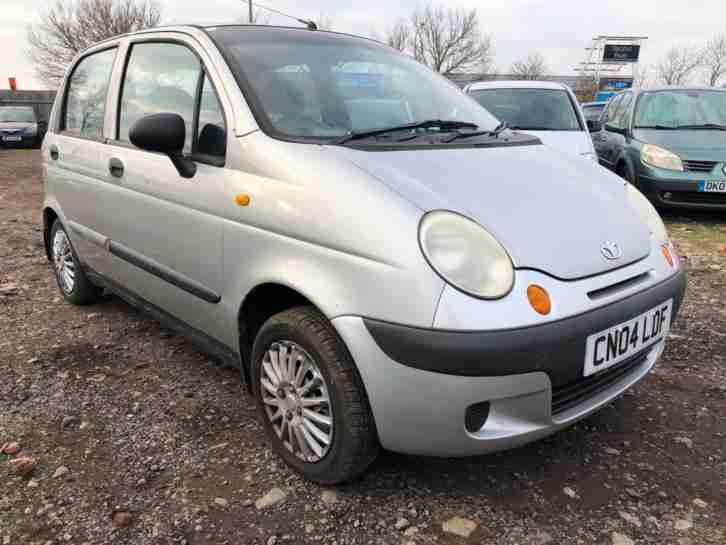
[1,149,725,545]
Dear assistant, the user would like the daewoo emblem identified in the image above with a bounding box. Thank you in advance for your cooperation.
[601,241,623,261]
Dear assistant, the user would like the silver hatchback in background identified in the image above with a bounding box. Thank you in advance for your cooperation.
[42,25,686,483]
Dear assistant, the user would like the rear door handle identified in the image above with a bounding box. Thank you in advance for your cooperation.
[109,157,125,178]
[49,145,59,160]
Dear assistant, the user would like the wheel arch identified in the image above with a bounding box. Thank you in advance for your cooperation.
[237,281,324,386]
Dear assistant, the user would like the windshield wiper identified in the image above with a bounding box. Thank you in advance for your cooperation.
[673,123,726,130]
[332,119,478,145]
[633,125,678,130]
[441,121,509,143]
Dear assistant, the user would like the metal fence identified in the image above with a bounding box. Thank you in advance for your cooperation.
[0,90,56,122]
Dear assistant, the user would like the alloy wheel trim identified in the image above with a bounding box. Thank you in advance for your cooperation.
[260,340,334,463]
[52,229,75,294]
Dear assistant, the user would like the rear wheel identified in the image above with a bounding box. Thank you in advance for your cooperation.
[252,306,378,484]
[50,220,100,305]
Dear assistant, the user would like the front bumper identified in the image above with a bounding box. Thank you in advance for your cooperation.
[637,166,726,209]
[333,269,686,456]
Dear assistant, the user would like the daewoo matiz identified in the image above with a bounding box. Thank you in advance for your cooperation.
[42,25,686,483]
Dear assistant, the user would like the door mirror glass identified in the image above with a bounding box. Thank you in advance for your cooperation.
[586,119,602,133]
[129,113,196,178]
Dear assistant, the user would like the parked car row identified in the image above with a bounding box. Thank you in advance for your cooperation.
[461,80,726,211]
[43,25,685,483]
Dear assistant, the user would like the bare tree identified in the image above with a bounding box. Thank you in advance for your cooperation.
[632,64,653,89]
[510,53,548,80]
[702,35,726,86]
[656,45,703,86]
[385,20,411,52]
[27,0,161,88]
[384,4,493,75]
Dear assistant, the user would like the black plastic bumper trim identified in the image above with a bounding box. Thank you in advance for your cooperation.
[364,269,686,387]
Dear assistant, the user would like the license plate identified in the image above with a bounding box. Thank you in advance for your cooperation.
[698,181,726,193]
[2,135,22,142]
[583,299,673,377]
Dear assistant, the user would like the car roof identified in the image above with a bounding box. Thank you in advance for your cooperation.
[77,24,384,54]
[466,80,569,91]
[631,86,726,95]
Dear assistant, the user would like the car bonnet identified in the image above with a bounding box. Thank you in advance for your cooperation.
[326,143,651,280]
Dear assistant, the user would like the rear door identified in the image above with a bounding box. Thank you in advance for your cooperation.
[98,35,234,340]
[48,45,120,270]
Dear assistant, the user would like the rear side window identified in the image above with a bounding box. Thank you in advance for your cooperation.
[612,93,633,128]
[63,48,117,139]
[118,42,226,161]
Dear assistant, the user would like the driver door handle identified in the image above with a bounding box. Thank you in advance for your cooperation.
[109,157,125,178]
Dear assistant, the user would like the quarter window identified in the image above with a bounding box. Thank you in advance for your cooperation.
[63,48,117,139]
[118,42,226,161]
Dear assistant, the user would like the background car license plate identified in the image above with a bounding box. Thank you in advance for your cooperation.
[2,136,22,142]
[698,181,726,193]
[584,299,673,377]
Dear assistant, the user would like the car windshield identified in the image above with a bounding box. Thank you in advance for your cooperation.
[468,88,582,131]
[634,90,726,128]
[207,27,499,142]
[0,107,36,123]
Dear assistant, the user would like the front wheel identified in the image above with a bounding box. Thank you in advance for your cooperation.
[252,306,378,484]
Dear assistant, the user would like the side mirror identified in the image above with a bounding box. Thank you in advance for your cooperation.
[129,113,196,178]
[586,119,602,133]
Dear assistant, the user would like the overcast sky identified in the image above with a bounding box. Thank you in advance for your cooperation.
[2,0,724,90]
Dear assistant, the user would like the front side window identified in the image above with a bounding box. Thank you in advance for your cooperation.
[0,107,36,123]
[603,94,623,125]
[63,48,117,139]
[469,88,581,131]
[119,42,201,152]
[118,42,226,161]
[634,90,726,129]
[612,92,632,128]
[208,27,499,142]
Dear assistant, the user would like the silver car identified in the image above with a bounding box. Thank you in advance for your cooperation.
[42,25,686,484]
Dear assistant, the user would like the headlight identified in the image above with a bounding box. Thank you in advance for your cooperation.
[641,144,683,171]
[626,184,668,241]
[419,211,514,299]
[24,125,38,136]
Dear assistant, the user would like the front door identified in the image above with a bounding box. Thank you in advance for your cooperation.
[98,39,232,341]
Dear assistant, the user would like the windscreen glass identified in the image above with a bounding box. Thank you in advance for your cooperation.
[208,27,499,141]
[470,88,582,130]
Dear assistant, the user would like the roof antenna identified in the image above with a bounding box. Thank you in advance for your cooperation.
[249,1,318,30]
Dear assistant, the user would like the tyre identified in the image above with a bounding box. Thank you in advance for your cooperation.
[252,306,378,484]
[50,220,101,305]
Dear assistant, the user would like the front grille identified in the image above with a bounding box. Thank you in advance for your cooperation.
[683,160,718,173]
[551,348,651,415]
[663,191,726,206]
[587,272,650,300]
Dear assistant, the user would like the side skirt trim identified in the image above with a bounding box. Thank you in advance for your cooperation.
[86,269,241,373]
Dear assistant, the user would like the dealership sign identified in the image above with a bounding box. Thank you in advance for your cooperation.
[603,44,640,63]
